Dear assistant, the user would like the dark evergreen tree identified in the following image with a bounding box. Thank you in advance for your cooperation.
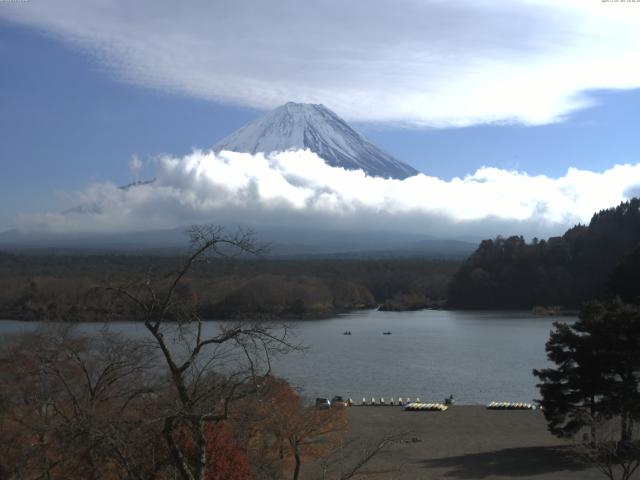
[534,300,640,443]
[586,301,640,443]
[533,309,610,440]
[609,246,640,305]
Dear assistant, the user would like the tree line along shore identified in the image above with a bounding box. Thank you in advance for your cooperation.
[1,197,639,321]
[0,254,456,321]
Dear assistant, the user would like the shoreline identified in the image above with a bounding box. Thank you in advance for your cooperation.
[0,305,580,323]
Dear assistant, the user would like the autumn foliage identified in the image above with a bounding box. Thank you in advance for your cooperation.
[0,329,347,480]
[237,376,348,478]
[1,227,353,480]
[173,422,254,480]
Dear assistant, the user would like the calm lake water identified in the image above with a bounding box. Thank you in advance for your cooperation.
[0,309,573,405]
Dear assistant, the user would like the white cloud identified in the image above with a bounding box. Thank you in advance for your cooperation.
[2,0,640,126]
[129,155,143,181]
[18,150,640,239]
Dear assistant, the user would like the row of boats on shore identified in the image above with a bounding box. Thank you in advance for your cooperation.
[401,401,536,411]
[486,401,536,410]
[343,331,392,335]
[358,396,438,406]
[324,397,537,411]
[405,402,449,411]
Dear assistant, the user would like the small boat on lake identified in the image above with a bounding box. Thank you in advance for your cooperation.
[383,331,392,335]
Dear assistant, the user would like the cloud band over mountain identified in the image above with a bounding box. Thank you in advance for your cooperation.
[19,150,640,239]
[2,0,640,126]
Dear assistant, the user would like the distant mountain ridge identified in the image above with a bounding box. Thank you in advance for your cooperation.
[214,102,419,179]
[0,225,476,259]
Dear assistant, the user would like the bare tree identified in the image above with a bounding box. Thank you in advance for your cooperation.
[575,419,640,480]
[316,433,406,480]
[0,226,301,480]
[108,225,298,480]
[0,326,163,480]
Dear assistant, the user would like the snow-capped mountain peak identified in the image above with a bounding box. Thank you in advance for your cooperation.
[213,102,419,179]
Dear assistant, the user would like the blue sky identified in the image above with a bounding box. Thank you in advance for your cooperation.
[1,1,640,236]
[0,23,261,228]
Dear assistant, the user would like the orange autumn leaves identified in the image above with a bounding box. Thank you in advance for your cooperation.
[0,332,348,480]
[126,377,348,480]
[217,376,348,479]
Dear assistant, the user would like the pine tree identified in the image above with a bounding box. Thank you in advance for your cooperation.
[534,300,640,443]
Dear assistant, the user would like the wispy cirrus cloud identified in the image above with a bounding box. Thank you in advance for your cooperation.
[2,0,640,127]
[18,149,640,239]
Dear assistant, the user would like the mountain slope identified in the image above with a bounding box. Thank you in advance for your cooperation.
[213,102,419,179]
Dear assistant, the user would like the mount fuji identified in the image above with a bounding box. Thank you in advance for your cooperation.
[213,102,419,179]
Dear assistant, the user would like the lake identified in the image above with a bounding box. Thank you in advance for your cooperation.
[0,309,572,405]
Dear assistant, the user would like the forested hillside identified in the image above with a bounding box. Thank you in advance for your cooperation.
[447,198,640,309]
[0,254,457,321]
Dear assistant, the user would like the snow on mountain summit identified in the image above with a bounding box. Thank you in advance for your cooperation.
[213,102,419,179]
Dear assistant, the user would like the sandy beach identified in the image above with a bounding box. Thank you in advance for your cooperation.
[305,406,608,480]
